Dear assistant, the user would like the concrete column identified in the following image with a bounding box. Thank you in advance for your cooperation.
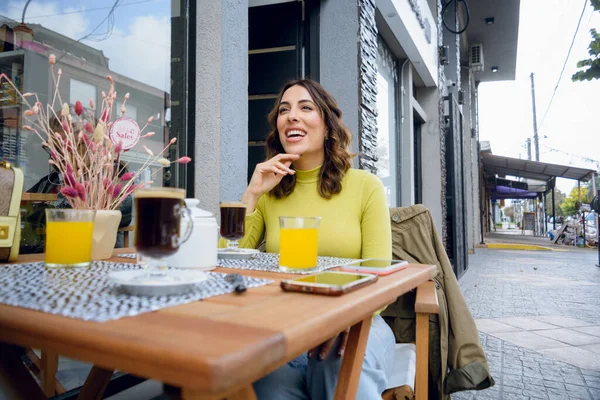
[461,67,474,252]
[220,0,248,202]
[195,0,248,216]
[419,85,443,235]
[319,0,360,159]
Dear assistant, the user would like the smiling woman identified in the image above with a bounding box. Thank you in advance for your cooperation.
[0,0,191,255]
[234,78,395,400]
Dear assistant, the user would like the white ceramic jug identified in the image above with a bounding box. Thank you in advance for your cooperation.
[166,198,218,270]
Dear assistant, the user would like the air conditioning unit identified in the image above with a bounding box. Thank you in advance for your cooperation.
[469,44,484,72]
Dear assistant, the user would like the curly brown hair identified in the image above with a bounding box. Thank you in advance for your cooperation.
[265,79,355,199]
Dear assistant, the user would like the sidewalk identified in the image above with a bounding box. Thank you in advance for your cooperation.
[453,247,600,400]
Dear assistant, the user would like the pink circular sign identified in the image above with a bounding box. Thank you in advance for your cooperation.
[109,117,141,151]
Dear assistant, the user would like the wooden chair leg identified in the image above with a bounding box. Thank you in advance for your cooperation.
[415,312,429,400]
[76,366,114,400]
[123,231,130,248]
[334,317,372,400]
[41,350,59,397]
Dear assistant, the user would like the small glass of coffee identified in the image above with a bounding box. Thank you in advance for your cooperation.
[219,202,247,251]
[134,187,193,280]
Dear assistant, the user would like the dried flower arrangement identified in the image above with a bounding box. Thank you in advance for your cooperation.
[0,54,191,210]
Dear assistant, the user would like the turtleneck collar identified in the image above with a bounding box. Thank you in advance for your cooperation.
[295,165,321,183]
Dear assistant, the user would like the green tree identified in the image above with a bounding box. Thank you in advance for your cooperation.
[572,0,600,81]
[503,205,515,222]
[561,186,589,216]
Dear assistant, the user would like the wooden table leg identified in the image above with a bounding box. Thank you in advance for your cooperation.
[170,385,257,400]
[76,365,114,400]
[333,317,372,400]
[41,350,59,397]
[0,343,47,400]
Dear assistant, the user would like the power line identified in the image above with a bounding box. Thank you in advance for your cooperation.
[537,0,589,133]
[7,1,155,21]
[541,144,600,166]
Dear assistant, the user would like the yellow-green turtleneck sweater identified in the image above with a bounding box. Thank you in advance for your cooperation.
[239,166,392,260]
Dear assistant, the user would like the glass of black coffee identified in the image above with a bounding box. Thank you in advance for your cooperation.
[219,202,247,251]
[134,187,192,280]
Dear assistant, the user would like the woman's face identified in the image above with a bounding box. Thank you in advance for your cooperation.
[276,85,327,161]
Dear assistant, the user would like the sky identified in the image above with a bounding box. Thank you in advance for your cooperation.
[478,0,600,195]
[1,0,171,92]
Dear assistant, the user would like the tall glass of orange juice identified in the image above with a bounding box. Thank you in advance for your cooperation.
[279,216,321,271]
[45,209,96,268]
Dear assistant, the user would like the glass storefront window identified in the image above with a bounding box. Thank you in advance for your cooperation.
[376,37,398,207]
[0,1,189,254]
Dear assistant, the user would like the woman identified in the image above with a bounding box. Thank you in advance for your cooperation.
[239,79,394,399]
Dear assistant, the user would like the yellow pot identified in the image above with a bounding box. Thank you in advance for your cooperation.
[91,210,121,260]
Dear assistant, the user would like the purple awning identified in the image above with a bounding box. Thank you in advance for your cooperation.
[491,185,540,200]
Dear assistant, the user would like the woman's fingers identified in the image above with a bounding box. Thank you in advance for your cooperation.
[275,161,295,175]
[275,153,301,162]
[318,335,339,361]
[337,328,350,356]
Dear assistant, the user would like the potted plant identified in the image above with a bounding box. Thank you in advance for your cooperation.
[0,54,192,259]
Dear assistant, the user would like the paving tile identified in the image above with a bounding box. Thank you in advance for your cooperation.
[490,331,571,350]
[583,375,600,389]
[533,316,596,328]
[474,318,522,333]
[565,383,593,397]
[539,347,600,372]
[572,326,600,338]
[579,344,600,355]
[543,379,565,390]
[589,388,600,399]
[494,317,558,331]
[533,329,600,346]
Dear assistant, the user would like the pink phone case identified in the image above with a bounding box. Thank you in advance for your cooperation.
[339,263,408,276]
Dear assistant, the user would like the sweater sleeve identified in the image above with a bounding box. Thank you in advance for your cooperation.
[238,195,266,250]
[360,174,392,260]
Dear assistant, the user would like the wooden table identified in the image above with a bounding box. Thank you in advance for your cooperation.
[0,252,437,400]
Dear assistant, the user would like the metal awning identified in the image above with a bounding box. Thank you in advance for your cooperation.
[481,153,596,182]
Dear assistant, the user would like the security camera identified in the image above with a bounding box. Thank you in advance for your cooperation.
[447,80,456,87]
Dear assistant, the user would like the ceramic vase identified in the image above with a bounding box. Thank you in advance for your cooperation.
[91,210,121,260]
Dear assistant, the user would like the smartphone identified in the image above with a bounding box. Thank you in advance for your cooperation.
[280,271,377,296]
[339,259,408,276]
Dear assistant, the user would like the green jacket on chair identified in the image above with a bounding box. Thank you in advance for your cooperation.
[382,205,494,399]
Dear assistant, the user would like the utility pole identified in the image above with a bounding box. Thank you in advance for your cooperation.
[530,72,540,161]
[526,138,532,161]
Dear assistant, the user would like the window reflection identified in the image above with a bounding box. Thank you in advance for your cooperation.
[0,1,176,254]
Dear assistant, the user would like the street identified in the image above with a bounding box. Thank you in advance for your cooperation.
[454,247,600,399]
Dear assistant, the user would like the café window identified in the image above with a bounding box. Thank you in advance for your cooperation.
[116,100,138,120]
[376,37,399,207]
[0,1,192,254]
[69,78,96,107]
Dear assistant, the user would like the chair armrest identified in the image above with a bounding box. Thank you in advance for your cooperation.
[415,281,439,314]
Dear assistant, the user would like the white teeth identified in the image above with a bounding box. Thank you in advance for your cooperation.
[286,130,306,138]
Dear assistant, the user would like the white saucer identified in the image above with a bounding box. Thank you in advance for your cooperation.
[108,270,209,296]
[217,248,260,260]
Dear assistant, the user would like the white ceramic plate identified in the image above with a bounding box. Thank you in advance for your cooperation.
[108,270,209,296]
[217,248,260,260]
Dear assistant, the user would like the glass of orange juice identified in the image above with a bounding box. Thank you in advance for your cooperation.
[279,216,321,271]
[45,209,96,268]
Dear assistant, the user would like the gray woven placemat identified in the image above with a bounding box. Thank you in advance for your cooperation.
[118,252,360,274]
[0,261,272,322]
[217,252,360,274]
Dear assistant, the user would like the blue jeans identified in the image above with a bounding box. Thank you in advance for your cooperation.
[253,315,396,400]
